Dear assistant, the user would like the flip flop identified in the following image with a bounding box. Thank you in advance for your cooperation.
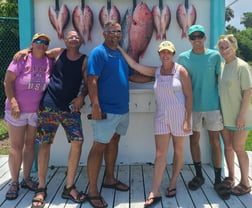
[166,188,176,198]
[144,196,162,207]
[102,180,129,192]
[87,195,108,208]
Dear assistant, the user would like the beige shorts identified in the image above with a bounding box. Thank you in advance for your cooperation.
[192,110,223,132]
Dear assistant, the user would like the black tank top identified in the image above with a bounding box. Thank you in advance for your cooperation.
[41,49,86,111]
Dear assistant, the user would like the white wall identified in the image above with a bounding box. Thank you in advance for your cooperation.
[49,89,210,166]
[32,0,212,166]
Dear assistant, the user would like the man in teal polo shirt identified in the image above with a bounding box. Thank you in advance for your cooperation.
[178,25,229,200]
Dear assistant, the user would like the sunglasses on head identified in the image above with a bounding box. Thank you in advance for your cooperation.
[33,39,49,46]
[189,33,205,40]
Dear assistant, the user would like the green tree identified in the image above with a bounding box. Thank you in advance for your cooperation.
[0,0,18,17]
[235,28,252,62]
[225,25,239,34]
[241,12,252,29]
[225,7,234,22]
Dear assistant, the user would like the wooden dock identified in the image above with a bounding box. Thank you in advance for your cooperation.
[0,152,251,208]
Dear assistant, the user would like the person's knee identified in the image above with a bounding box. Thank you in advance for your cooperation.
[232,144,244,154]
[71,140,83,146]
[110,133,120,144]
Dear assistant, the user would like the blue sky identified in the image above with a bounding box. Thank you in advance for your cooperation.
[225,0,250,29]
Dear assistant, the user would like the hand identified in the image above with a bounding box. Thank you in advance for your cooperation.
[91,105,103,120]
[183,119,192,132]
[69,96,85,112]
[13,48,31,62]
[236,115,246,130]
[11,104,20,119]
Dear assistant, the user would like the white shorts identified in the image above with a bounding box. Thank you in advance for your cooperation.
[192,110,223,132]
[4,110,38,127]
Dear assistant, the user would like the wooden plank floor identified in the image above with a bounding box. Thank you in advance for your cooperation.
[0,152,252,208]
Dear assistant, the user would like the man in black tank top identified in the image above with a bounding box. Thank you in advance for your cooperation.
[31,30,88,207]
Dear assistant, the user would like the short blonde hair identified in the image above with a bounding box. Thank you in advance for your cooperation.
[217,34,238,51]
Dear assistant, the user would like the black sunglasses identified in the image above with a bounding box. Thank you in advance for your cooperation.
[33,39,49,46]
[189,34,205,40]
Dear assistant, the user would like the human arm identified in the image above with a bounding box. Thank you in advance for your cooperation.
[118,45,156,77]
[13,47,63,62]
[3,70,20,119]
[236,89,252,130]
[46,48,63,60]
[180,66,193,132]
[129,73,155,83]
[13,48,31,61]
[87,75,104,120]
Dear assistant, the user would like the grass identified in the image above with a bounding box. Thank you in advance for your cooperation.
[0,118,251,155]
[246,131,252,151]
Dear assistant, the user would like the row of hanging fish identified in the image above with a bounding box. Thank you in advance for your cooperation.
[48,0,197,62]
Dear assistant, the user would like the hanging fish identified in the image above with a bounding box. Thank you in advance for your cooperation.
[152,0,171,40]
[48,0,70,39]
[120,0,137,52]
[72,0,93,44]
[99,0,121,29]
[128,1,154,63]
[176,0,197,38]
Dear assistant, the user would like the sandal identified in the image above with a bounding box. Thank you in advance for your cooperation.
[31,187,47,208]
[223,177,235,188]
[61,184,86,203]
[214,182,231,200]
[166,187,176,198]
[231,183,251,196]
[188,176,205,191]
[20,176,38,191]
[144,196,162,207]
[5,181,19,200]
[87,195,108,208]
[102,180,129,192]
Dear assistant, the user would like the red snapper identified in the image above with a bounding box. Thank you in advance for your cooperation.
[72,5,93,44]
[48,4,70,39]
[128,2,154,62]
[176,2,197,38]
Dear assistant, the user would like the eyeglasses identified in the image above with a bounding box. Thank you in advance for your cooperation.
[106,30,121,35]
[33,39,49,46]
[189,34,205,40]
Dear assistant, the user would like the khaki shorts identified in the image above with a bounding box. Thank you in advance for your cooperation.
[192,110,223,132]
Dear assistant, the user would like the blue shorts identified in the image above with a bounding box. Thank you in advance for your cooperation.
[36,107,84,144]
[226,126,252,131]
[90,113,129,144]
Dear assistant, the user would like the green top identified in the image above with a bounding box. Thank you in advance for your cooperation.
[219,57,252,127]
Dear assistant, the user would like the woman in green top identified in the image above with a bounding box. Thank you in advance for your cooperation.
[218,34,252,196]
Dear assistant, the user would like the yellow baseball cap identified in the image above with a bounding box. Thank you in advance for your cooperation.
[158,41,176,53]
[32,33,51,42]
